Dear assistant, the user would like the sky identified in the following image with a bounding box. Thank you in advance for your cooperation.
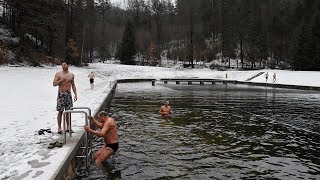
[1,61,320,179]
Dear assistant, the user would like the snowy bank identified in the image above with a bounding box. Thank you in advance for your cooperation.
[0,63,319,179]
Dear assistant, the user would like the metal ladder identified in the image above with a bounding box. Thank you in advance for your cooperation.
[62,107,92,169]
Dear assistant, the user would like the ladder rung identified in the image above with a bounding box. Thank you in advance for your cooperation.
[76,156,87,158]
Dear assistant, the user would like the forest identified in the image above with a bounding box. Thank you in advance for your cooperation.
[0,0,320,70]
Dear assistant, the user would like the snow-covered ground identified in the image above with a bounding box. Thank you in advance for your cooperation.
[0,63,319,179]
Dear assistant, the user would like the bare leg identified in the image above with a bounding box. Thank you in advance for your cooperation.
[58,112,71,132]
[66,113,70,130]
[95,147,114,166]
[93,147,105,160]
[57,111,63,132]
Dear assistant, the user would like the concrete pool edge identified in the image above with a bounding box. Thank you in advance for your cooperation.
[236,81,320,91]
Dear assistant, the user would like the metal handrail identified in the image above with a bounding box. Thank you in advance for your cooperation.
[69,107,93,168]
[63,107,93,170]
[63,110,90,169]
[70,107,91,116]
[62,110,88,144]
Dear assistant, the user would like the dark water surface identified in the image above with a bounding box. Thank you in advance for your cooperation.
[76,82,320,179]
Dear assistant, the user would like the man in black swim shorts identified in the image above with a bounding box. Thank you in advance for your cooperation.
[84,111,119,166]
[88,71,95,90]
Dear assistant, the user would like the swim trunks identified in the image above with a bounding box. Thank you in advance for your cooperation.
[56,91,73,111]
[105,142,119,152]
[90,79,94,84]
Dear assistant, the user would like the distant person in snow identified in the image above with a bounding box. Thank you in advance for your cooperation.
[88,71,95,90]
[53,61,78,134]
[265,72,269,82]
[273,73,277,83]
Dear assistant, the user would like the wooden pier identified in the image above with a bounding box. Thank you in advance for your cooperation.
[159,78,237,85]
[156,78,320,91]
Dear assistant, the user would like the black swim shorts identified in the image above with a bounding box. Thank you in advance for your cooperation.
[105,142,119,152]
[90,79,94,84]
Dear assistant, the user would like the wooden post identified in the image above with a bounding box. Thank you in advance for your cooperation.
[188,81,192,85]
[200,81,204,85]
[152,80,155,86]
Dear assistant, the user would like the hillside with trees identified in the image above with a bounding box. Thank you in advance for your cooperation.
[0,0,320,70]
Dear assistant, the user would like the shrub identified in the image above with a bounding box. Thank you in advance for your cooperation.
[0,44,9,65]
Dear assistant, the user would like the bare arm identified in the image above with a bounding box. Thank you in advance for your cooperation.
[71,74,77,101]
[159,106,164,114]
[88,116,103,128]
[85,121,113,137]
[53,73,64,87]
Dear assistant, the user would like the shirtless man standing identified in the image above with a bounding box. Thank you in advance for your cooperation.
[88,71,95,90]
[84,111,119,166]
[53,61,78,134]
[159,100,172,118]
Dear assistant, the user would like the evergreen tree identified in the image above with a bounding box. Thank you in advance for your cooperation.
[291,24,314,70]
[221,0,238,67]
[119,20,136,65]
[245,1,268,69]
[312,13,320,70]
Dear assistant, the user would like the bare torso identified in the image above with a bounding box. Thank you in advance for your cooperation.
[88,73,95,79]
[160,105,172,116]
[103,118,118,144]
[55,71,74,92]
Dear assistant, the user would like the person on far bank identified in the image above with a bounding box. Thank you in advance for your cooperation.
[88,71,95,90]
[159,100,172,118]
[265,72,269,83]
[84,111,119,166]
[53,61,78,134]
[273,72,277,83]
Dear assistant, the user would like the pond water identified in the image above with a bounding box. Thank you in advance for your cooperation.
[76,82,320,179]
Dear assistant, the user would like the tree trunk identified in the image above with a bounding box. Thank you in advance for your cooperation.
[189,13,194,68]
[240,33,244,68]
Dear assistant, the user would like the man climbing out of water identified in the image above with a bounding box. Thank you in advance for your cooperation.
[159,100,172,118]
[84,111,119,166]
[53,61,77,134]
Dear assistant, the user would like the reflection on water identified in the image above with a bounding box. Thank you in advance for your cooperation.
[76,82,320,179]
